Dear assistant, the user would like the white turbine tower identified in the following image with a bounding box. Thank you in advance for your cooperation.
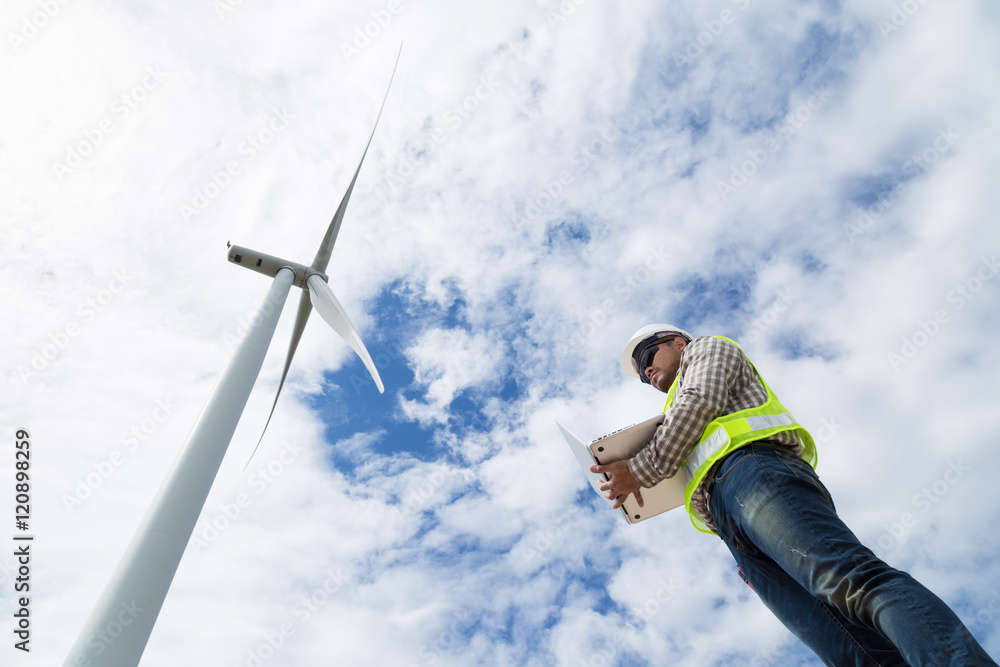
[63,55,398,667]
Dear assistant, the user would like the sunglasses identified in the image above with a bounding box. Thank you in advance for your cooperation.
[635,336,676,381]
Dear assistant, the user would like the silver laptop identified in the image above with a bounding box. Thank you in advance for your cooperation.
[558,414,686,524]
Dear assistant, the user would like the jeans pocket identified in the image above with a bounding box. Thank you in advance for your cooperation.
[773,449,836,509]
[773,448,809,472]
[712,447,753,486]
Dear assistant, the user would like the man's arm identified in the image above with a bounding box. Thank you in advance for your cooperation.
[628,337,742,488]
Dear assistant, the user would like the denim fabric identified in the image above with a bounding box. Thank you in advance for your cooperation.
[708,444,996,666]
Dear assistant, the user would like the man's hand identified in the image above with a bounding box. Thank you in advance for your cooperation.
[590,460,644,510]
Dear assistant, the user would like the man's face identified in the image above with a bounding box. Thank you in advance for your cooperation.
[643,337,687,393]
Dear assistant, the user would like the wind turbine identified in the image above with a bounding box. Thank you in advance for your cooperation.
[63,54,398,667]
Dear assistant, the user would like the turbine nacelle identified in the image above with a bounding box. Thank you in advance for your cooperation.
[228,244,326,288]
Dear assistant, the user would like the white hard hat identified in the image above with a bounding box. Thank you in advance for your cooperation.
[620,324,693,382]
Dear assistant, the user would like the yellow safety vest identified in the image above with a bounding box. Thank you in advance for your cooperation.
[663,336,818,534]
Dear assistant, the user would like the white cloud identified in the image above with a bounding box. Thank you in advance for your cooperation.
[401,327,506,426]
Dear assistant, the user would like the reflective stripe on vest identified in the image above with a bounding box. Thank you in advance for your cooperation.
[663,337,818,534]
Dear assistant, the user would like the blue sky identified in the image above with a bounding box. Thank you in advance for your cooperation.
[2,0,1000,665]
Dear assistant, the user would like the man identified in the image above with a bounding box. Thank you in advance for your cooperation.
[591,325,995,666]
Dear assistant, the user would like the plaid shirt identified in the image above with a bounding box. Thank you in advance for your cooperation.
[627,336,800,534]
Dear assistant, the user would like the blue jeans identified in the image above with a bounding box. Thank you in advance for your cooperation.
[708,444,996,666]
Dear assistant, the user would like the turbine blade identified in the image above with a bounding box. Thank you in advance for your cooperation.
[312,45,402,273]
[306,274,384,394]
[243,46,400,468]
[242,291,313,470]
